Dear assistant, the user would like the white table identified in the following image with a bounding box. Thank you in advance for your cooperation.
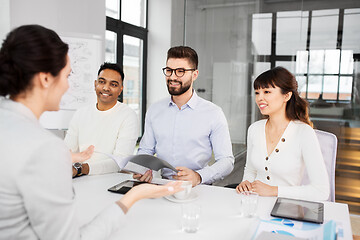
[73,173,353,240]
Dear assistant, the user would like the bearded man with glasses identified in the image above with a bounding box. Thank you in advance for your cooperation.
[133,46,234,187]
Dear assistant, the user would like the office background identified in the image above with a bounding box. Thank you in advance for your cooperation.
[1,0,359,227]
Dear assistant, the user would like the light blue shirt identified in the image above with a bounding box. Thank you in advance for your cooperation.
[138,91,234,184]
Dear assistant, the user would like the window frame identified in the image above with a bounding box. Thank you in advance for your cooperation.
[253,9,356,103]
[106,0,148,136]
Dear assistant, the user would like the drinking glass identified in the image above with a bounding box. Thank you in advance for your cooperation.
[239,191,258,217]
[181,203,200,233]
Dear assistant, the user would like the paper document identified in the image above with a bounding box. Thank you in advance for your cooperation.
[255,231,306,240]
[96,152,178,175]
[94,151,130,169]
[129,154,178,172]
[122,161,150,175]
[253,219,336,240]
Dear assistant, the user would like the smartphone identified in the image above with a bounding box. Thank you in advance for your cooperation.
[108,180,148,194]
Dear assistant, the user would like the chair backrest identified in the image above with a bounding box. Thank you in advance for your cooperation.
[301,129,338,202]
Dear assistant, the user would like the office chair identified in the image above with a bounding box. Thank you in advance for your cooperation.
[225,129,338,202]
[302,129,338,202]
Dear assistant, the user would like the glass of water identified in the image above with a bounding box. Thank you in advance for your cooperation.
[181,203,200,233]
[239,191,258,217]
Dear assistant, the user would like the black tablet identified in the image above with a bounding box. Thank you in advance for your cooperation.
[270,197,324,224]
[108,180,148,194]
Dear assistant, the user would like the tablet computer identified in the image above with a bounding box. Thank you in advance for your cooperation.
[270,197,324,224]
[108,180,149,194]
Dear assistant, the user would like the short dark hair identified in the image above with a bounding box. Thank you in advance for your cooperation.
[167,46,198,69]
[0,25,69,97]
[97,62,124,83]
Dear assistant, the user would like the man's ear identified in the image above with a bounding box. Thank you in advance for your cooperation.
[118,86,123,96]
[192,69,199,82]
[94,80,97,88]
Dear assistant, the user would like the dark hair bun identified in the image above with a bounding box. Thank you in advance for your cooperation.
[0,47,25,96]
[0,25,69,97]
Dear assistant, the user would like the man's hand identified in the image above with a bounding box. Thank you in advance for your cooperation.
[72,163,89,178]
[133,170,153,183]
[172,167,201,187]
[71,145,94,163]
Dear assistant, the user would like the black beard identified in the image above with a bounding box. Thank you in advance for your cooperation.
[167,80,191,96]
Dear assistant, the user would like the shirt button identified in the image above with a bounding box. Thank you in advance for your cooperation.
[265,157,269,160]
[267,176,270,180]
[265,167,268,171]
[275,149,279,153]
[281,138,285,142]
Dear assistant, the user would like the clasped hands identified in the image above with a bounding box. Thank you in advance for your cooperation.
[236,180,278,197]
[133,166,201,187]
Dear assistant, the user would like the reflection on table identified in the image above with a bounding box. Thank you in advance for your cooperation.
[73,173,352,240]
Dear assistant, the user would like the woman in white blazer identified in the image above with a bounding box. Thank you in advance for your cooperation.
[236,67,329,201]
[0,25,181,240]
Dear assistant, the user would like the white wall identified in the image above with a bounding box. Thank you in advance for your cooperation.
[171,0,185,46]
[3,0,175,121]
[9,0,105,59]
[146,0,172,108]
[0,0,10,43]
[5,0,105,132]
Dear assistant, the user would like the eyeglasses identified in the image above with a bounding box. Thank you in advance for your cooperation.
[162,67,196,77]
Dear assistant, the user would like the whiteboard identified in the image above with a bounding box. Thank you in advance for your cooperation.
[40,35,101,129]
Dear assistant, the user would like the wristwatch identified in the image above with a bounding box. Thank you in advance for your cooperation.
[73,162,83,177]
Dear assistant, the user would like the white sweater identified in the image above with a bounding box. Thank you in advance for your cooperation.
[242,119,330,201]
[65,102,139,175]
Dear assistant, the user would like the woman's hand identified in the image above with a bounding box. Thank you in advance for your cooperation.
[117,181,183,211]
[236,180,252,193]
[250,180,278,196]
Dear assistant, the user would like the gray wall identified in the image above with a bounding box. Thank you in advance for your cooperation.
[147,0,172,108]
[9,0,105,61]
[0,0,10,43]
[171,0,185,46]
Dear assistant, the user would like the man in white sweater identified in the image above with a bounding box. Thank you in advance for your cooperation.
[65,63,139,176]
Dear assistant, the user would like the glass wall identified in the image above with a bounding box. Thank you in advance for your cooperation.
[121,0,146,27]
[123,35,143,120]
[184,0,360,213]
[105,30,117,62]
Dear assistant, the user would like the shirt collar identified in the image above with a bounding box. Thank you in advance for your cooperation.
[0,97,38,124]
[168,90,199,110]
[95,101,120,113]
